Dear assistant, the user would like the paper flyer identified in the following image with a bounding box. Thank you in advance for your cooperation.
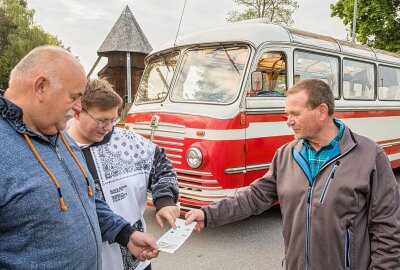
[156,218,197,253]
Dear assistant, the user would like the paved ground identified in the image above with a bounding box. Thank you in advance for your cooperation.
[145,205,284,270]
[145,170,400,270]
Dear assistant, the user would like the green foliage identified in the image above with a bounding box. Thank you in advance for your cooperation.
[0,0,65,89]
[227,0,299,25]
[331,0,400,53]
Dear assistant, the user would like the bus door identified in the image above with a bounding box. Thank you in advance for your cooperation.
[244,49,290,186]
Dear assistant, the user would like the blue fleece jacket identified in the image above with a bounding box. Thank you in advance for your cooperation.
[0,96,131,269]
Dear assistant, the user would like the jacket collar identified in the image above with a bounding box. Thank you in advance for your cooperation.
[0,96,52,140]
[0,96,31,134]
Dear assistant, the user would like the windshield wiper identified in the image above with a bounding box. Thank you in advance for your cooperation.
[220,44,240,75]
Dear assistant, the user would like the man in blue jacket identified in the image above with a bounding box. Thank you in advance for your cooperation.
[0,46,159,269]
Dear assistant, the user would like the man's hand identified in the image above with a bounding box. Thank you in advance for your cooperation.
[156,205,180,229]
[127,231,159,261]
[184,209,205,232]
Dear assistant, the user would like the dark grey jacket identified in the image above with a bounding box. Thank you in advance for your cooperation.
[203,125,400,270]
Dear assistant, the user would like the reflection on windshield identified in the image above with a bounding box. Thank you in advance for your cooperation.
[135,52,179,103]
[171,46,249,103]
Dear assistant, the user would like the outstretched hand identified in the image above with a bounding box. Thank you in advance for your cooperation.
[156,205,180,229]
[185,209,205,232]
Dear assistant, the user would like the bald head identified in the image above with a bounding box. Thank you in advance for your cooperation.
[5,45,87,136]
[9,45,85,89]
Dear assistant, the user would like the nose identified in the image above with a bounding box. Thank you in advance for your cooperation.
[286,115,294,127]
[103,121,113,132]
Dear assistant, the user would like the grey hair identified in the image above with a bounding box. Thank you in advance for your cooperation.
[287,79,335,116]
[9,45,83,90]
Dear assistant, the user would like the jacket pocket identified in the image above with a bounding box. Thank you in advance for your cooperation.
[319,161,340,203]
[344,225,352,270]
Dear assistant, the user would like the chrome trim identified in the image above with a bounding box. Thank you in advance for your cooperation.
[152,128,185,134]
[380,141,400,149]
[163,147,183,153]
[225,163,271,174]
[246,109,285,115]
[130,127,153,132]
[166,153,182,159]
[179,183,222,190]
[131,129,184,141]
[175,168,213,176]
[170,160,182,165]
[133,121,186,129]
[146,134,184,141]
[177,175,218,184]
[180,191,226,199]
[149,115,160,141]
[225,167,246,174]
[246,106,400,115]
[154,140,184,146]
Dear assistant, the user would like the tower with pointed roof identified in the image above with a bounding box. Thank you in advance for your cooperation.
[90,5,152,109]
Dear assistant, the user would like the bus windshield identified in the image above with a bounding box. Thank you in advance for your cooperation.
[171,45,249,104]
[136,52,179,103]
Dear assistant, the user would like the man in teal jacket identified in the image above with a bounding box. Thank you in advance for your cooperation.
[186,79,400,269]
[0,46,159,269]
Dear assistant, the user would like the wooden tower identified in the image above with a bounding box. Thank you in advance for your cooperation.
[92,5,152,110]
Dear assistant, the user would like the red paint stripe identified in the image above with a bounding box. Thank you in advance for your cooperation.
[127,110,400,130]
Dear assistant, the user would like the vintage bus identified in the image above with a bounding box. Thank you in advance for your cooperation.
[125,19,400,211]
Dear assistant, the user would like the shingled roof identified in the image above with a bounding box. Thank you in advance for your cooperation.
[97,5,152,55]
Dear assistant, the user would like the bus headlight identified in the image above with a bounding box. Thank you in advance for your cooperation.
[186,147,203,168]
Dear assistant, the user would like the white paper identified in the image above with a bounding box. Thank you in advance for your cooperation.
[156,218,196,253]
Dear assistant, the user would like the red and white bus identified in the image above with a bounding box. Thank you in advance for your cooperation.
[125,20,400,211]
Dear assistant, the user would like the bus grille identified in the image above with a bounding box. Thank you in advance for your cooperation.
[129,120,227,211]
[129,121,185,165]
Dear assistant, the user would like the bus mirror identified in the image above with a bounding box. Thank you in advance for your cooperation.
[251,71,263,91]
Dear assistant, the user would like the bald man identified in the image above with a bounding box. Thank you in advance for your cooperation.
[0,46,158,269]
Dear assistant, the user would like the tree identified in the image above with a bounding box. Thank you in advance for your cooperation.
[331,0,400,53]
[227,0,299,25]
[0,0,65,89]
[0,6,14,54]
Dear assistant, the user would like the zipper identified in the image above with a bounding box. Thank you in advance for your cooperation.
[50,143,100,268]
[319,161,340,203]
[55,146,63,161]
[305,186,312,270]
[297,142,356,270]
[344,226,351,270]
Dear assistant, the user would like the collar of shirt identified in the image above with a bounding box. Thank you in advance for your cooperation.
[302,118,344,178]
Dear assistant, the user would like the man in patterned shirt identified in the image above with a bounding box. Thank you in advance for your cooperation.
[67,78,179,270]
[185,79,400,269]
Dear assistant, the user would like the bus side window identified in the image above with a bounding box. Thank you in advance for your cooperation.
[378,65,400,101]
[343,59,375,100]
[250,51,286,97]
[294,50,339,98]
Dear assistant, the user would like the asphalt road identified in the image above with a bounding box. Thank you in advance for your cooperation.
[145,170,400,270]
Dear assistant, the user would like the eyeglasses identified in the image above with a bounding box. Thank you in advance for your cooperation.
[83,110,119,128]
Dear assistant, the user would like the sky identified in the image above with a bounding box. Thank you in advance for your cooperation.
[28,0,349,75]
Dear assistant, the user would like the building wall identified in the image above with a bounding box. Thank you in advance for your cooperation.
[98,52,147,107]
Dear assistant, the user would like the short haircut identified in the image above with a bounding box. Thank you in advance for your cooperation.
[9,45,82,89]
[82,78,123,111]
[287,79,335,116]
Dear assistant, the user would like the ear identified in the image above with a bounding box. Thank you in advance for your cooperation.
[318,103,329,120]
[32,76,46,102]
[74,111,80,120]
